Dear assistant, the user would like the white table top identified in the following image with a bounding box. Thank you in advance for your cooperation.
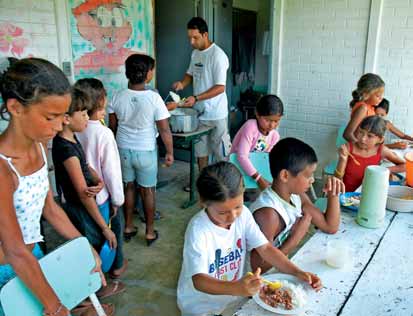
[234,210,413,316]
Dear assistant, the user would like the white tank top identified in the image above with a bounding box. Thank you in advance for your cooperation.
[0,143,49,244]
[250,187,303,247]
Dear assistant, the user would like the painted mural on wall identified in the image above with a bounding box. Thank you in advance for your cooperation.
[69,0,154,97]
[0,22,31,58]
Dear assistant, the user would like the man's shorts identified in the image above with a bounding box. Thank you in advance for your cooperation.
[195,118,231,161]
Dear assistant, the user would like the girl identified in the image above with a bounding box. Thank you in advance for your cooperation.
[230,95,283,190]
[108,54,173,245]
[75,78,127,279]
[177,161,322,316]
[336,116,405,192]
[375,98,413,149]
[343,73,385,142]
[0,58,107,316]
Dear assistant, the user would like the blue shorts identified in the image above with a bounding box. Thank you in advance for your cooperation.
[0,244,44,315]
[119,148,158,187]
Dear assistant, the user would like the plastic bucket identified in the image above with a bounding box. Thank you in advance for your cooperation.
[405,152,413,187]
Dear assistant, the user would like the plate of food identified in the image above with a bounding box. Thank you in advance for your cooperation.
[253,273,308,315]
[339,192,361,211]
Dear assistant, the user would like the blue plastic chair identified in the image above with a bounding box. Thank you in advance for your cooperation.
[0,237,105,316]
[229,152,273,189]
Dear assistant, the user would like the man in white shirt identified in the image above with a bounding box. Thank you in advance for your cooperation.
[173,17,231,171]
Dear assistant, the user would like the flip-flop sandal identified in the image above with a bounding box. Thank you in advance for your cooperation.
[96,280,126,300]
[72,303,115,316]
[71,299,93,314]
[123,227,138,242]
[109,259,128,279]
[146,230,159,247]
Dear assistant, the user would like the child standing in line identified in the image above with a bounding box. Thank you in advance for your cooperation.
[52,88,125,299]
[0,58,108,316]
[177,162,322,316]
[344,73,385,142]
[336,116,405,192]
[75,78,128,279]
[375,98,413,149]
[250,138,345,273]
[108,54,173,245]
[230,95,283,190]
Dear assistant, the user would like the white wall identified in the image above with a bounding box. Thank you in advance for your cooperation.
[377,0,413,139]
[272,0,413,174]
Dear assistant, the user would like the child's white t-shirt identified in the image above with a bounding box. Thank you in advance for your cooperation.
[187,43,229,121]
[177,205,268,316]
[107,89,170,151]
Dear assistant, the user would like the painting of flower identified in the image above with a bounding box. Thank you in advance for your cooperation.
[0,22,30,57]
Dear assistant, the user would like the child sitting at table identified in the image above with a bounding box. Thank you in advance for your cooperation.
[108,54,173,245]
[177,161,322,316]
[249,138,345,273]
[344,73,385,142]
[74,78,127,279]
[230,95,283,190]
[52,88,125,299]
[375,98,413,149]
[336,116,405,192]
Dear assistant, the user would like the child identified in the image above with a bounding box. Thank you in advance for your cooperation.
[75,78,127,279]
[336,116,405,192]
[375,98,413,149]
[344,73,385,142]
[52,88,125,299]
[108,54,173,245]
[250,138,345,273]
[230,95,283,190]
[0,58,109,316]
[177,161,322,316]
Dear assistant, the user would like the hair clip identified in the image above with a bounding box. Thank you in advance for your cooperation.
[0,57,10,75]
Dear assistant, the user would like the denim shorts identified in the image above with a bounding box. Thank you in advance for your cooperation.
[0,244,44,315]
[118,148,158,187]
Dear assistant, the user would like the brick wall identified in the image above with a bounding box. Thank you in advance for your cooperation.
[0,0,59,64]
[377,0,413,140]
[278,0,371,172]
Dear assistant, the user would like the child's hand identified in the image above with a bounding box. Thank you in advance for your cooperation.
[338,144,349,160]
[165,153,174,167]
[257,177,271,191]
[295,271,323,291]
[392,141,407,149]
[183,96,196,107]
[166,102,178,111]
[238,268,262,296]
[102,227,117,249]
[323,176,345,196]
[90,245,107,287]
[85,179,104,197]
[172,81,184,91]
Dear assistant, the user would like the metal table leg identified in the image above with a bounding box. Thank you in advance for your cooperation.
[182,138,197,208]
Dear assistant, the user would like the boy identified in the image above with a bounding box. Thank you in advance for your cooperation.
[250,138,345,273]
[375,98,413,149]
[177,162,322,316]
[52,88,125,298]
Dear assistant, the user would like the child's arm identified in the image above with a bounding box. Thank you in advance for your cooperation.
[343,106,367,142]
[251,208,283,272]
[382,146,406,174]
[108,113,118,136]
[301,176,345,234]
[255,243,322,290]
[84,165,104,197]
[156,118,174,166]
[192,269,262,297]
[279,212,312,254]
[335,144,350,180]
[387,121,413,141]
[63,157,117,249]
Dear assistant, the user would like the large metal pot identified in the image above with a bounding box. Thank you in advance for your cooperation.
[169,108,199,133]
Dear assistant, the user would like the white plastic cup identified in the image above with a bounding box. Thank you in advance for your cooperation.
[326,240,351,268]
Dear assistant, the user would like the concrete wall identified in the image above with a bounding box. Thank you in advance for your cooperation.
[272,0,413,174]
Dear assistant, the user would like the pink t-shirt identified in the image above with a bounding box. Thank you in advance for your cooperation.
[230,119,280,176]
